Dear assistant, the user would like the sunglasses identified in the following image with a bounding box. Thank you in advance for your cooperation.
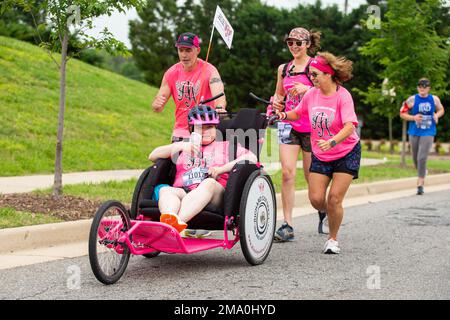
[287,40,307,47]
[417,82,430,88]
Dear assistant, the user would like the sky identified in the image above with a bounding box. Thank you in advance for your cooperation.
[85,0,368,48]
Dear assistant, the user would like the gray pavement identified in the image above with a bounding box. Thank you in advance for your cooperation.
[1,188,449,300]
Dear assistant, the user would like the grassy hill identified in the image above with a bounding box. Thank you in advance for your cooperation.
[0,36,176,176]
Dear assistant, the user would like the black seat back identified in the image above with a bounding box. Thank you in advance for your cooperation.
[218,108,267,161]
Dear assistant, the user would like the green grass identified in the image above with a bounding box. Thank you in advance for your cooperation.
[0,36,175,176]
[0,207,62,229]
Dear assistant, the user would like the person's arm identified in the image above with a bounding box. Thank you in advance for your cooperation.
[317,122,355,152]
[148,142,191,162]
[399,95,421,122]
[209,67,227,112]
[208,152,258,179]
[291,81,311,96]
[152,75,171,113]
[433,96,445,124]
[272,64,286,112]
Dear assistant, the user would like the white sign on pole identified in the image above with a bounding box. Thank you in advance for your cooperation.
[213,5,234,49]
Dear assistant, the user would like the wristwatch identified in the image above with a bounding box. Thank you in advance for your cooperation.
[329,139,337,148]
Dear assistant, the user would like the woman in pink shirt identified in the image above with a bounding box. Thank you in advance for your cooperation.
[270,27,324,242]
[148,106,257,233]
[275,52,360,254]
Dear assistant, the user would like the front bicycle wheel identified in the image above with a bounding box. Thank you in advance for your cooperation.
[89,200,131,285]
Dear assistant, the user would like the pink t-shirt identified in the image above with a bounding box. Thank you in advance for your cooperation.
[294,86,359,162]
[164,59,215,138]
[282,60,312,133]
[173,141,252,190]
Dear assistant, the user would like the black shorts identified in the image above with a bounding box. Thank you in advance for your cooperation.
[310,142,361,179]
[277,123,312,152]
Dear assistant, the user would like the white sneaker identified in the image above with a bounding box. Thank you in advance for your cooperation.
[323,238,340,254]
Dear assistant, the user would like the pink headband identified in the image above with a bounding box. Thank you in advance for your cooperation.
[310,57,335,76]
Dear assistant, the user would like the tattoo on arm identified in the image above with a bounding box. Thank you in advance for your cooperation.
[210,77,222,85]
[406,96,414,107]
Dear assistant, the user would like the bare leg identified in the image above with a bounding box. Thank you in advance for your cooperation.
[326,173,354,240]
[158,186,187,214]
[279,144,301,225]
[308,173,331,213]
[302,150,312,185]
[178,178,225,223]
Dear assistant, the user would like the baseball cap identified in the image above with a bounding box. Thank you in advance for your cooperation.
[175,32,200,48]
[285,27,311,42]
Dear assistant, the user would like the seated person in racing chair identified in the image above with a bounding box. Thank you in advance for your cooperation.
[148,105,258,233]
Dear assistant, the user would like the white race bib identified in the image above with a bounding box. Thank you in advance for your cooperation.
[277,122,293,144]
[182,167,209,187]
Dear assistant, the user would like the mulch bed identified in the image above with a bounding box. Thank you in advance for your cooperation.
[0,193,104,221]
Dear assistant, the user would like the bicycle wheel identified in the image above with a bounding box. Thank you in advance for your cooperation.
[89,200,131,285]
[239,170,276,265]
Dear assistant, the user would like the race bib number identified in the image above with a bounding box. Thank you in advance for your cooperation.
[182,167,209,187]
[417,115,432,130]
[278,122,293,144]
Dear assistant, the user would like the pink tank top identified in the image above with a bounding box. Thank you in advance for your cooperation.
[164,59,215,138]
[282,60,312,133]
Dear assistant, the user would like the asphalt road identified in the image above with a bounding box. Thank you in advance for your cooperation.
[1,189,449,300]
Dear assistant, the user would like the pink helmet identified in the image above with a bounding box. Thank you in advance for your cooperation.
[188,105,220,126]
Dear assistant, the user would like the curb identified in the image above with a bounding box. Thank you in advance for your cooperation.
[1,173,450,254]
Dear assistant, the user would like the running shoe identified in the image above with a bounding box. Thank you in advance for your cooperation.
[318,211,329,234]
[182,229,212,238]
[274,222,294,242]
[323,238,340,254]
[160,213,187,233]
[417,186,424,195]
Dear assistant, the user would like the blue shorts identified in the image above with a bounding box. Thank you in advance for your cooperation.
[310,142,361,179]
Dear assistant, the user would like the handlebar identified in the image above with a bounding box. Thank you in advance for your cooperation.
[249,92,271,105]
[268,114,280,125]
[200,92,225,105]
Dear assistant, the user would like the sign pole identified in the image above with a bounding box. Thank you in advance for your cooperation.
[196,24,215,105]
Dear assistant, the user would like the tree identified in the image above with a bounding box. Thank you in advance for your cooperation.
[0,0,48,44]
[359,0,449,164]
[1,0,144,197]
[129,0,178,86]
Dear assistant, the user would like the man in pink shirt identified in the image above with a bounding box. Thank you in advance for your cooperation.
[151,32,227,142]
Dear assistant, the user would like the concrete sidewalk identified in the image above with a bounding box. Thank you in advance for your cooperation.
[0,158,387,195]
[1,172,450,270]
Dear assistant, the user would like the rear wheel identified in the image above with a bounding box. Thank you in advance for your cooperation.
[89,200,131,285]
[239,170,276,265]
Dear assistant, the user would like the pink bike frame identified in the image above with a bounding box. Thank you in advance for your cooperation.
[99,216,239,256]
